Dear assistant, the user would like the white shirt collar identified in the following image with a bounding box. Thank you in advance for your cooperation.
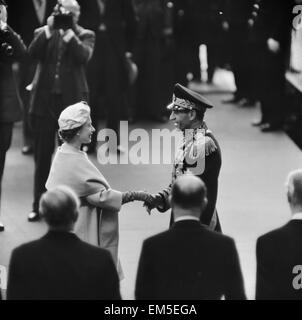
[291,212,302,220]
[174,215,200,223]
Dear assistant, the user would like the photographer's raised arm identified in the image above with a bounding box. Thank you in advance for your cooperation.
[2,25,26,61]
[63,28,95,64]
[28,27,51,61]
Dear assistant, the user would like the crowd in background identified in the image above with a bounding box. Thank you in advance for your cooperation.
[5,0,298,146]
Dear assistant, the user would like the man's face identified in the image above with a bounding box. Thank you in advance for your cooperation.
[169,110,193,131]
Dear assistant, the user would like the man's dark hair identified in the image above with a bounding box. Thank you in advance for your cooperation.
[194,109,205,122]
[0,0,7,7]
[171,176,207,209]
[40,186,79,229]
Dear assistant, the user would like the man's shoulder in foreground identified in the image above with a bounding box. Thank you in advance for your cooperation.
[143,221,235,248]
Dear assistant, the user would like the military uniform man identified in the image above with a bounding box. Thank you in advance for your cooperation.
[145,83,222,232]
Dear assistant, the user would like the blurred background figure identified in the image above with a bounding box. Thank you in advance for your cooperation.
[7,0,57,155]
[132,0,168,123]
[171,0,224,86]
[249,0,294,132]
[78,0,137,153]
[189,0,224,84]
[171,0,198,86]
[0,0,26,231]
[27,0,95,222]
[7,186,121,300]
[222,0,255,106]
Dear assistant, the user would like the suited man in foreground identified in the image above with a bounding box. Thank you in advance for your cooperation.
[136,175,246,300]
[256,169,302,300]
[7,185,121,300]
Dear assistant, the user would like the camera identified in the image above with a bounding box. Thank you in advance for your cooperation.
[53,3,73,30]
[0,29,13,57]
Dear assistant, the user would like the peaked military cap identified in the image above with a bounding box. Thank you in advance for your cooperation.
[167,83,214,112]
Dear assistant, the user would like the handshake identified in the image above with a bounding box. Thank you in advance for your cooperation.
[122,191,165,215]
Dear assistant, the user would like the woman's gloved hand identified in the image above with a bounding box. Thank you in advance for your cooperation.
[122,191,154,204]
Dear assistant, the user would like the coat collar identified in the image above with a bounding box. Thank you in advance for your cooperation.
[43,230,80,241]
[172,219,203,230]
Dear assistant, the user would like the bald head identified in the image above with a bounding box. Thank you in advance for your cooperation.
[40,185,80,231]
[286,169,302,210]
[171,175,207,217]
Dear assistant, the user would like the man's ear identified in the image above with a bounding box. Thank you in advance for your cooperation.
[201,197,208,211]
[189,110,197,121]
[287,189,293,205]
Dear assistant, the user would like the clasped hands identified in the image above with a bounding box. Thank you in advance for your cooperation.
[122,191,163,215]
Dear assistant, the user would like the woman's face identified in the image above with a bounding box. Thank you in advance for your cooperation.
[78,117,95,144]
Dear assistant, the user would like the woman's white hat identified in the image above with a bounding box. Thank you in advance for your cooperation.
[58,101,90,131]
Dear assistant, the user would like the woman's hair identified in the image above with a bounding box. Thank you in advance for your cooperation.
[58,126,83,143]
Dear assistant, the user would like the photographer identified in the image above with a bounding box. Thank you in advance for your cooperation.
[0,0,26,231]
[27,0,95,222]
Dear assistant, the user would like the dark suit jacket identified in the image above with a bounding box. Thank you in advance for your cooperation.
[7,0,57,46]
[28,25,95,118]
[172,0,224,43]
[7,231,121,300]
[135,220,246,300]
[0,25,26,123]
[256,220,302,300]
[249,0,293,52]
[78,0,137,55]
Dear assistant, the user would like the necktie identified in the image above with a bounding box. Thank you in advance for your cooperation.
[97,0,106,16]
[33,0,46,25]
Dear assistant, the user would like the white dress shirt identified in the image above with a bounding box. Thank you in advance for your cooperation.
[174,215,200,223]
[291,212,302,220]
[33,0,47,25]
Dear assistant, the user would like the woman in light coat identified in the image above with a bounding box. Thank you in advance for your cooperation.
[46,101,151,277]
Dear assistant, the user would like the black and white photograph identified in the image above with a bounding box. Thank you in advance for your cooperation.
[1,0,302,303]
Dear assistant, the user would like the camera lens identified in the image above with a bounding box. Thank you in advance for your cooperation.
[1,42,13,56]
